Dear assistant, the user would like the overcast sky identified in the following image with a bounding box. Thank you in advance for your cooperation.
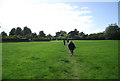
[0,0,118,35]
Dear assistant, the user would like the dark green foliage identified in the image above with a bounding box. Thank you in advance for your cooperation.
[23,26,32,36]
[87,32,105,40]
[55,30,67,37]
[55,32,61,37]
[79,32,86,39]
[25,33,33,39]
[47,34,52,38]
[46,34,53,40]
[32,33,38,38]
[15,27,22,36]
[79,32,85,36]
[1,31,7,37]
[55,30,68,40]
[1,23,119,40]
[105,24,120,39]
[68,29,79,39]
[38,31,46,39]
[9,27,33,39]
[2,38,29,42]
[9,28,16,36]
[4,35,21,39]
[81,34,88,39]
[98,32,105,39]
[87,33,98,39]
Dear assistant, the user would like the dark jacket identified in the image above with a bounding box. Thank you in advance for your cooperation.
[68,41,76,50]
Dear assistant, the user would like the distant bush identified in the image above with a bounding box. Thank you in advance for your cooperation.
[2,39,30,42]
[33,38,51,41]
[4,35,21,39]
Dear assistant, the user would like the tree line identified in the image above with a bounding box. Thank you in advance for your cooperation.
[0,24,120,41]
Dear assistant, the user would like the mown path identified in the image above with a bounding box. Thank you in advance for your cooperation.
[57,43,82,79]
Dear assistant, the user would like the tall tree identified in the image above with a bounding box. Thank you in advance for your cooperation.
[15,27,22,36]
[55,30,67,39]
[105,24,120,39]
[59,30,67,37]
[87,33,98,39]
[68,29,79,38]
[74,29,79,35]
[47,34,52,38]
[32,33,38,38]
[38,31,46,38]
[79,32,85,39]
[9,28,16,36]
[23,26,32,36]
[55,32,61,37]
[47,34,52,40]
[1,31,7,37]
[79,32,85,36]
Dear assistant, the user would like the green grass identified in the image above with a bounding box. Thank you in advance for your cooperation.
[2,40,118,79]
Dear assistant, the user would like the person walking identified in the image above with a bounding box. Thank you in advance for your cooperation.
[68,40,76,56]
[63,40,66,45]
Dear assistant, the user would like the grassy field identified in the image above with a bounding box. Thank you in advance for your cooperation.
[2,40,118,79]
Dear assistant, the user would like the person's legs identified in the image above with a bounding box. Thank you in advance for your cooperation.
[70,50,74,56]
